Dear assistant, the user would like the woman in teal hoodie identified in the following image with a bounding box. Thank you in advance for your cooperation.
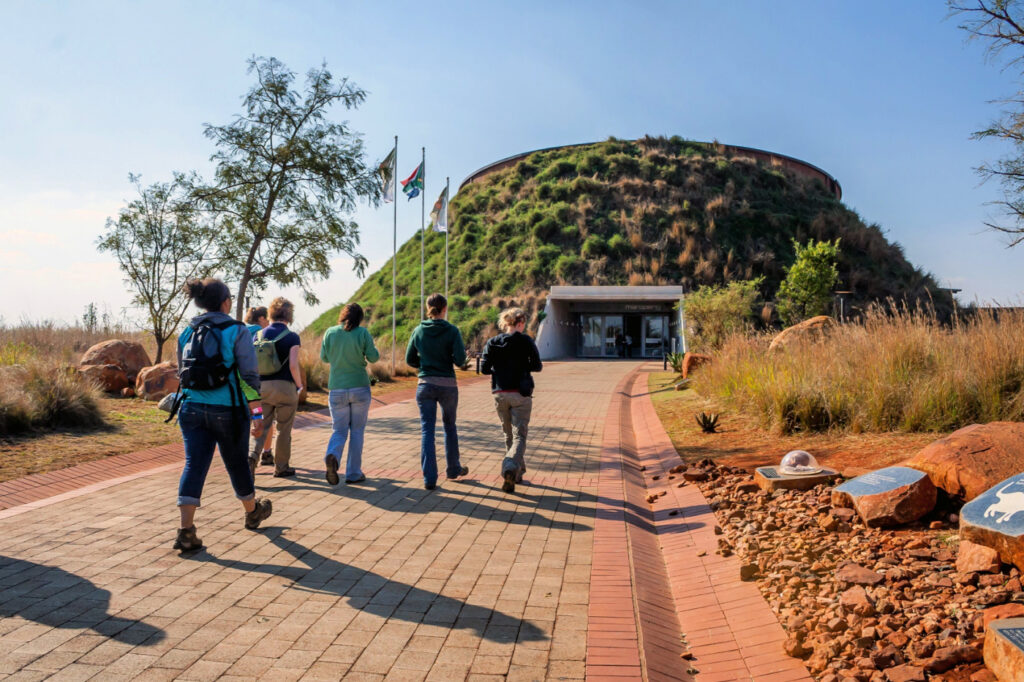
[320,303,380,485]
[405,293,468,489]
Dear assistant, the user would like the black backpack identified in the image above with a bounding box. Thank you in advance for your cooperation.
[166,319,243,423]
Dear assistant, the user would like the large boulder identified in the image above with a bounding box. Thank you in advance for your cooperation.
[831,466,937,528]
[681,352,711,378]
[78,364,130,393]
[984,617,1024,682]
[79,340,152,381]
[906,422,1024,502]
[135,362,179,401]
[768,315,837,352]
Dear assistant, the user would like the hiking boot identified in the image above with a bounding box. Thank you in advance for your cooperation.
[273,468,296,478]
[260,451,274,466]
[501,470,516,493]
[244,498,273,530]
[325,456,340,486]
[447,465,469,480]
[345,475,366,485]
[248,456,257,479]
[173,525,202,551]
[516,467,526,484]
[424,481,436,490]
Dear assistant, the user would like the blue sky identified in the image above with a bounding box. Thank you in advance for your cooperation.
[1,1,1022,327]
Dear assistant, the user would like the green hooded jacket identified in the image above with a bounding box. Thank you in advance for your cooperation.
[405,319,467,378]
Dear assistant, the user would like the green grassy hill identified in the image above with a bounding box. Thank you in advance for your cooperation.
[310,136,948,348]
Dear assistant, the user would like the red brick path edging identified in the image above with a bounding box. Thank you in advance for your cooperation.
[628,371,812,682]
[0,377,489,515]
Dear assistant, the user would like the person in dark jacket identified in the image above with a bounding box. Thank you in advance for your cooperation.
[480,307,542,493]
[405,293,468,490]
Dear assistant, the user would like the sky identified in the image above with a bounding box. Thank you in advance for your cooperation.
[2,0,1023,329]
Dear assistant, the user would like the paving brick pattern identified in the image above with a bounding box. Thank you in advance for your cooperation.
[0,361,811,681]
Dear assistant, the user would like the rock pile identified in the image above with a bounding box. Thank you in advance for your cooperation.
[687,459,1014,681]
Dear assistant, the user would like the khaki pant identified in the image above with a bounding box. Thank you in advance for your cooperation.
[493,392,532,480]
[252,380,298,472]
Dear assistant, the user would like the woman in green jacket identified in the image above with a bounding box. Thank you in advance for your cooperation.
[320,303,380,485]
[405,293,468,490]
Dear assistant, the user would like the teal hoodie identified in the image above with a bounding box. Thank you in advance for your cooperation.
[405,319,466,378]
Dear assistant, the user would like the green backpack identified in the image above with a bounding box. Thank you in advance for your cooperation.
[253,328,290,375]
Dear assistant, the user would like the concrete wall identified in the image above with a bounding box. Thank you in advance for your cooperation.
[535,299,575,360]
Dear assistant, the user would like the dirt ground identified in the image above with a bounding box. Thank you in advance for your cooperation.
[0,371,459,484]
[647,371,942,475]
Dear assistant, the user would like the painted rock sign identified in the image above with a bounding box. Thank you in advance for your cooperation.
[984,617,1024,682]
[754,465,839,492]
[832,466,936,528]
[961,473,1024,573]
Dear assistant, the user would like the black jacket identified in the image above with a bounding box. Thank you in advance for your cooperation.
[480,331,543,394]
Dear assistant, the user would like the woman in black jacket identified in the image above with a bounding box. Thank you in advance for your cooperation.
[480,307,542,493]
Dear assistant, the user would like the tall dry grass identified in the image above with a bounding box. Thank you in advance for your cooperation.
[694,308,1024,434]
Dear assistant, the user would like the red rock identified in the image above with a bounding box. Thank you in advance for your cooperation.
[970,670,997,682]
[681,352,711,378]
[982,604,1024,631]
[768,315,837,352]
[840,585,875,616]
[959,540,1003,574]
[870,644,902,669]
[984,617,1024,682]
[78,364,130,392]
[923,644,982,672]
[836,563,884,586]
[120,386,135,398]
[906,422,1024,501]
[683,468,709,482]
[884,664,925,682]
[79,339,152,381]
[134,362,179,401]
[784,633,812,658]
[832,467,937,528]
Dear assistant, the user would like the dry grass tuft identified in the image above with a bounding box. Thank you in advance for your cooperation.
[694,308,1024,434]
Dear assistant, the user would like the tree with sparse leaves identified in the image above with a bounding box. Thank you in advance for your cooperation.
[98,175,218,361]
[950,0,1024,245]
[775,239,840,326]
[192,56,380,319]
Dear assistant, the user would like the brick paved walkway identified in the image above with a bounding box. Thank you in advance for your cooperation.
[0,361,811,681]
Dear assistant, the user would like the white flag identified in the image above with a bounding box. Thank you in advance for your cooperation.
[429,186,449,233]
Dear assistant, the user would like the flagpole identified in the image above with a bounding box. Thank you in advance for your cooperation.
[391,135,398,375]
[444,176,450,317]
[420,146,425,319]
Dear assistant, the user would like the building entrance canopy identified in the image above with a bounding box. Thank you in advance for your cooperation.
[535,286,685,360]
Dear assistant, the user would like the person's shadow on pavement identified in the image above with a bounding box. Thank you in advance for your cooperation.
[184,528,547,644]
[0,556,166,644]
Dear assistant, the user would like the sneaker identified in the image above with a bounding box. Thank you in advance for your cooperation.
[273,468,296,478]
[325,456,340,486]
[345,475,366,485]
[173,525,202,551]
[447,465,469,480]
[501,470,516,493]
[244,498,273,530]
[424,481,436,490]
[260,451,274,466]
[516,468,525,484]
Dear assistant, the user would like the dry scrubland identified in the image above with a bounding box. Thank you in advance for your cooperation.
[0,322,417,438]
[693,308,1024,434]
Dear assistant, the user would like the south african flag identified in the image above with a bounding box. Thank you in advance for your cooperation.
[401,163,424,200]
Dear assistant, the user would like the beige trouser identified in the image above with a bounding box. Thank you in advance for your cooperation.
[494,392,532,479]
[252,380,298,472]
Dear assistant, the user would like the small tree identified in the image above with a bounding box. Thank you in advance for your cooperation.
[97,175,217,362]
[82,303,98,333]
[681,277,764,351]
[775,238,840,325]
[194,56,380,319]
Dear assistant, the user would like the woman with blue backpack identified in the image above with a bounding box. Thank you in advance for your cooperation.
[172,278,273,552]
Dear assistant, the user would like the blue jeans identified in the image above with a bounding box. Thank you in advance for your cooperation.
[326,386,372,480]
[415,383,461,484]
[177,402,255,507]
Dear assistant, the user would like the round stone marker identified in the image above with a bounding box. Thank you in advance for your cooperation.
[832,466,937,528]
[754,465,839,492]
[961,473,1024,572]
[984,616,1024,681]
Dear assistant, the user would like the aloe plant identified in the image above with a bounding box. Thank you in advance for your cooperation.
[695,412,720,433]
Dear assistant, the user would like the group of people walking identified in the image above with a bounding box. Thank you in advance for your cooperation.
[171,278,543,551]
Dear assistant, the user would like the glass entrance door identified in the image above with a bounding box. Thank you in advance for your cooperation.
[603,316,623,357]
[578,314,627,357]
[642,315,668,358]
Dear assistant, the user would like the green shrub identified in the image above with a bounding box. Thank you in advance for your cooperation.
[581,234,607,258]
[607,233,628,255]
[776,238,840,325]
[682,278,763,351]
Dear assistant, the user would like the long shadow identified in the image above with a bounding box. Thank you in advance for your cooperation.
[185,529,546,644]
[0,556,165,644]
